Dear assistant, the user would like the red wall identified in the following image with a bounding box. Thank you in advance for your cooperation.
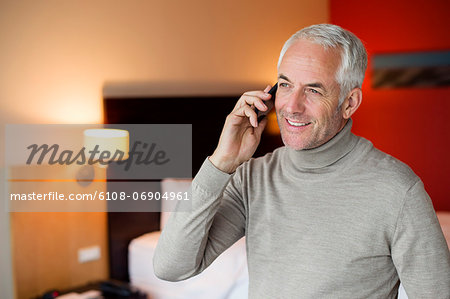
[330,0,450,210]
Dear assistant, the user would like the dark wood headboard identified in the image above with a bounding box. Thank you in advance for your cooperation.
[103,92,282,281]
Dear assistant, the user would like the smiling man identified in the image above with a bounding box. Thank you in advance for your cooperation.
[276,37,352,150]
[154,24,450,298]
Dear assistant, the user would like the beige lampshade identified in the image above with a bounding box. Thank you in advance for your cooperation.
[83,129,129,162]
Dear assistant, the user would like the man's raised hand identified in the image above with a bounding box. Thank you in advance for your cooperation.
[209,85,273,173]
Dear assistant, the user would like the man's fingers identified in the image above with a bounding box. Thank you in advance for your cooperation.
[235,91,271,112]
[230,86,275,127]
[234,104,257,127]
[255,116,268,136]
[243,105,258,127]
[242,90,272,103]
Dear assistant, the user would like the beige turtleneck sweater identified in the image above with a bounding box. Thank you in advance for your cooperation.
[154,120,450,298]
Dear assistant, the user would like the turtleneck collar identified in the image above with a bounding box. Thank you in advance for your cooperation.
[285,119,358,170]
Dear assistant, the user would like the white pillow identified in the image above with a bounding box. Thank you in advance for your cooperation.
[437,211,450,249]
[160,178,192,230]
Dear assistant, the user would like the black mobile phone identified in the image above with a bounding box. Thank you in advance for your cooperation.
[255,83,277,122]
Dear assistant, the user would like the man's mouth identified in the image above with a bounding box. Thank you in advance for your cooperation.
[286,119,311,127]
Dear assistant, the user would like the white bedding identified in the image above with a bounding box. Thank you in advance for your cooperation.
[129,178,248,299]
[129,233,248,299]
[128,179,450,299]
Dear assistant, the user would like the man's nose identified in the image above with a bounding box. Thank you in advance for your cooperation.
[284,91,306,114]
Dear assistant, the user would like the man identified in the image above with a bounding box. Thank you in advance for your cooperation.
[154,24,450,298]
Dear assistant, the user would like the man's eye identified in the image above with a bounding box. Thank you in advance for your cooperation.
[279,82,289,88]
[308,88,321,95]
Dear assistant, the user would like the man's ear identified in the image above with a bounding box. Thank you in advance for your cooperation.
[341,88,362,119]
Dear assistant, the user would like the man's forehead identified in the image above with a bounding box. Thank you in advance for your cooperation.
[278,40,341,83]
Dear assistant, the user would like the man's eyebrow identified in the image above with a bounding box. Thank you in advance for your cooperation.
[306,82,325,90]
[278,75,327,91]
[277,74,292,83]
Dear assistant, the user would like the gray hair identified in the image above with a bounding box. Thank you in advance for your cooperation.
[277,24,368,105]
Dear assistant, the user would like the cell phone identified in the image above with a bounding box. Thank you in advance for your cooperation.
[255,83,277,122]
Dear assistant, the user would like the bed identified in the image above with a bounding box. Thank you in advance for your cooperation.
[129,232,248,299]
[128,178,248,299]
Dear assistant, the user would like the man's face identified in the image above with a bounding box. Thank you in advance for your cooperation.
[275,39,347,150]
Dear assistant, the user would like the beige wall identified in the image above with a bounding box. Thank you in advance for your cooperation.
[0,0,328,124]
[10,212,108,298]
[9,165,108,299]
[0,0,328,298]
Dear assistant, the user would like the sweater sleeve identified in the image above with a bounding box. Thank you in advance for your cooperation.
[391,180,450,298]
[153,157,247,281]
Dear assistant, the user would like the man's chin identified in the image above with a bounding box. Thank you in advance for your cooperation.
[281,135,311,151]
[286,145,306,151]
